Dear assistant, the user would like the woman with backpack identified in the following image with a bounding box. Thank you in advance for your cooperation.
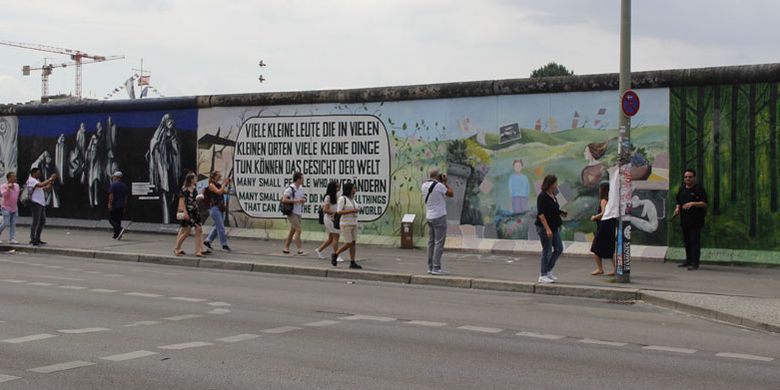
[174,172,205,257]
[315,180,342,262]
[331,181,362,269]
[203,171,232,252]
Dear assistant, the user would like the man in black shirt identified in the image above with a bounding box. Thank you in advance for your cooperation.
[674,169,708,270]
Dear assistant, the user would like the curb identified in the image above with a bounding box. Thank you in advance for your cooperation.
[7,245,776,333]
[638,291,780,334]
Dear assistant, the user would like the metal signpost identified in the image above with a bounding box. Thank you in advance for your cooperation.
[616,0,633,283]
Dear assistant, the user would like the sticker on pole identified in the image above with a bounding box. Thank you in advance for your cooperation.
[621,90,640,117]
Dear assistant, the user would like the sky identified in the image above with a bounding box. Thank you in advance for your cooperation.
[1,0,778,105]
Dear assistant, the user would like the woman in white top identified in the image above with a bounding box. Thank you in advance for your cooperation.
[315,181,342,261]
[331,182,362,269]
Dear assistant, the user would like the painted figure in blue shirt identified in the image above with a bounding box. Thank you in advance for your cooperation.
[509,159,530,214]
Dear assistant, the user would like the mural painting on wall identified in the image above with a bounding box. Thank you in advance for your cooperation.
[0,116,19,184]
[18,110,197,223]
[197,89,669,245]
[670,83,780,250]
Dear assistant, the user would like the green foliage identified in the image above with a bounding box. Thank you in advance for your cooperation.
[530,62,574,78]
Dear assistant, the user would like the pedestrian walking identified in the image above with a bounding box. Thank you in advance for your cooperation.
[108,171,128,240]
[535,174,566,283]
[331,181,362,269]
[0,172,20,244]
[26,168,56,246]
[422,168,454,275]
[203,171,232,252]
[174,172,205,257]
[674,169,708,270]
[589,183,617,276]
[315,180,342,262]
[282,172,306,255]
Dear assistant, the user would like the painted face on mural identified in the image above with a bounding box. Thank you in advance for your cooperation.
[513,160,523,173]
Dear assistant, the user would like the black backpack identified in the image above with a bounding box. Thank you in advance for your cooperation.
[280,186,295,216]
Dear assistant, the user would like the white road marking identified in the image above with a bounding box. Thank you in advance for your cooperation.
[103,274,124,277]
[158,341,213,350]
[0,320,5,323]
[715,352,774,362]
[2,333,57,344]
[171,297,206,302]
[643,345,697,354]
[1,279,27,283]
[89,289,119,293]
[0,374,21,383]
[163,314,205,321]
[516,331,566,340]
[208,308,231,315]
[261,326,302,334]
[207,302,231,307]
[43,265,63,269]
[57,327,111,334]
[64,268,83,272]
[28,282,54,287]
[339,315,397,322]
[101,350,159,362]
[38,275,83,281]
[85,271,102,274]
[58,285,88,290]
[457,325,504,334]
[405,320,447,327]
[28,263,44,266]
[216,334,260,343]
[28,361,95,373]
[123,321,159,327]
[303,320,341,327]
[578,338,628,347]
[124,292,163,298]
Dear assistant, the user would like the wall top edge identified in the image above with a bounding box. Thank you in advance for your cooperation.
[2,62,779,116]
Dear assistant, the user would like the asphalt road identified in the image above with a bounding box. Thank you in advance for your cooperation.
[1,252,778,389]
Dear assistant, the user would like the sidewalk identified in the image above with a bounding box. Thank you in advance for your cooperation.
[4,224,780,333]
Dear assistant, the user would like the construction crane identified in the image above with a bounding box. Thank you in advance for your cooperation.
[23,57,124,102]
[0,40,124,100]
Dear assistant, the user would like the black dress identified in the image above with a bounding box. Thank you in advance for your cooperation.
[590,202,617,259]
[179,187,202,228]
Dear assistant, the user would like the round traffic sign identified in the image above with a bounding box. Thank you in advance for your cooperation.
[621,90,640,117]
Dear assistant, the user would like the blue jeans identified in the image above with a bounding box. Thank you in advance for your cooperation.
[206,206,228,246]
[537,225,563,275]
[0,209,17,240]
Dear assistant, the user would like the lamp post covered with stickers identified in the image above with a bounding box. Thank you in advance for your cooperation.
[616,0,634,283]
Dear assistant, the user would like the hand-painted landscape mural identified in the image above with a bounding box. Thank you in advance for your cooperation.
[670,83,780,250]
[198,88,670,246]
[18,110,197,223]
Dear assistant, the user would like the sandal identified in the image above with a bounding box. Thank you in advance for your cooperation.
[591,270,604,275]
[174,250,185,256]
[282,249,290,254]
[195,252,204,257]
[297,250,304,255]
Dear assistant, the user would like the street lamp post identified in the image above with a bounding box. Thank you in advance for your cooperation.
[616,0,632,283]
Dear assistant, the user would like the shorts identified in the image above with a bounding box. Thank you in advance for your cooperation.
[287,213,301,229]
[324,215,340,234]
[340,225,358,242]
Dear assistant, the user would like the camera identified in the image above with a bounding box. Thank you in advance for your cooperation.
[438,173,447,182]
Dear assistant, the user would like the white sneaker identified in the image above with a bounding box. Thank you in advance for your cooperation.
[431,269,450,276]
[546,272,558,282]
[314,248,325,259]
[538,275,554,284]
[9,239,18,244]
[337,256,345,263]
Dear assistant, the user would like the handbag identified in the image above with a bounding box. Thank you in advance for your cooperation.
[280,186,294,216]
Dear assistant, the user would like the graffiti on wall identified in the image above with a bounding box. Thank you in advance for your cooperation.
[198,89,670,246]
[18,110,197,223]
[0,116,18,184]
[670,83,780,250]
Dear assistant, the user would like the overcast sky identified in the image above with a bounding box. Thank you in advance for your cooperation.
[1,0,777,104]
